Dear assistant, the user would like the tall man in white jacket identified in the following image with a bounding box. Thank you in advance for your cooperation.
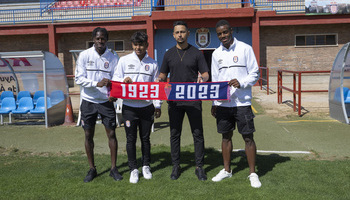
[112,31,161,184]
[75,27,122,183]
[210,20,261,188]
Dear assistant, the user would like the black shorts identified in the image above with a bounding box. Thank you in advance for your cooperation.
[216,105,255,135]
[80,99,116,130]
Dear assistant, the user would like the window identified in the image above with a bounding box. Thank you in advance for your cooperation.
[295,34,337,47]
[87,40,125,52]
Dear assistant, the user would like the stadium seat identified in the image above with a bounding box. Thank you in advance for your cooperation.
[344,87,350,104]
[12,97,34,114]
[334,87,349,102]
[33,90,45,105]
[0,97,16,125]
[50,90,65,105]
[16,91,31,105]
[30,97,52,114]
[0,91,14,105]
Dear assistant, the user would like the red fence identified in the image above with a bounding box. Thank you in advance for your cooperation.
[277,70,330,116]
[258,66,269,95]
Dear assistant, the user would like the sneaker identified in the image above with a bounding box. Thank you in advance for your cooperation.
[83,168,97,183]
[195,167,207,181]
[211,168,232,182]
[129,169,139,184]
[142,166,152,180]
[170,165,181,180]
[109,167,123,181]
[248,173,262,188]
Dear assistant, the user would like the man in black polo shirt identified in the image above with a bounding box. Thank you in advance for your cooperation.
[158,21,209,181]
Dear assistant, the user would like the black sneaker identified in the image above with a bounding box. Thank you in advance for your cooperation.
[170,165,181,180]
[109,167,123,181]
[84,168,97,183]
[195,167,207,181]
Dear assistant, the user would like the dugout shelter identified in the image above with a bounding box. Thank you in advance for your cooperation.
[329,42,350,124]
[0,51,68,127]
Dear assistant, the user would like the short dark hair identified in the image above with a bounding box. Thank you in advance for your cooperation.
[130,31,148,44]
[173,21,188,29]
[92,27,108,40]
[216,20,231,29]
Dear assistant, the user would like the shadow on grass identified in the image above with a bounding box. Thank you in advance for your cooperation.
[153,121,170,132]
[113,147,291,178]
[282,100,309,117]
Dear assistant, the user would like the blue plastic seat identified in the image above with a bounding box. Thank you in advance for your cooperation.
[334,87,349,102]
[12,97,34,114]
[30,97,52,114]
[16,91,31,105]
[33,90,44,105]
[50,90,65,105]
[345,88,350,104]
[0,97,16,125]
[0,91,14,105]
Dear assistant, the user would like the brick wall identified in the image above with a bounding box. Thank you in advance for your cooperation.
[260,24,350,75]
[0,30,136,86]
[0,34,49,52]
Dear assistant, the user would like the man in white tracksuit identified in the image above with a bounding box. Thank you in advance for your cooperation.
[210,20,262,188]
[112,31,161,184]
[75,27,122,183]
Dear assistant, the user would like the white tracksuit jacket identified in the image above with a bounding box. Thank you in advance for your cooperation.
[211,38,259,107]
[112,51,161,108]
[75,46,118,104]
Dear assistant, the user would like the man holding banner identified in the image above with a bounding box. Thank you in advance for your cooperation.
[75,27,122,183]
[112,31,162,184]
[210,20,261,188]
[157,21,209,181]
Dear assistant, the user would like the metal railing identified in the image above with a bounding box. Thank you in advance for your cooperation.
[0,0,306,25]
[154,0,253,10]
[277,70,330,116]
[0,1,151,25]
[258,66,270,95]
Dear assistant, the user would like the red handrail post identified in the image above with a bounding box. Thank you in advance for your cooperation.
[298,72,302,116]
[266,67,269,95]
[293,73,296,112]
[277,70,282,104]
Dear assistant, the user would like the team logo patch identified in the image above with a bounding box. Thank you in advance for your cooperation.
[233,56,238,63]
[218,59,223,65]
[125,120,131,127]
[145,65,150,71]
[104,62,109,69]
[164,83,172,98]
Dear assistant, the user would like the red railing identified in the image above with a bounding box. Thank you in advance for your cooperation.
[258,66,269,95]
[277,70,330,116]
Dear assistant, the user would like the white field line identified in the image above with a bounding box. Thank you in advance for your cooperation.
[219,149,312,154]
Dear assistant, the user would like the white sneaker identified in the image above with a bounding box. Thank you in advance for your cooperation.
[211,168,232,182]
[142,166,152,179]
[129,169,139,184]
[248,173,261,188]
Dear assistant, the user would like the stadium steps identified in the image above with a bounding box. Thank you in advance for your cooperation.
[253,0,305,14]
